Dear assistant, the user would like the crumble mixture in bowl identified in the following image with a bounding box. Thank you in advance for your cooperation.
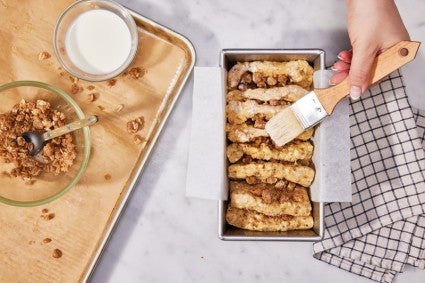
[0,81,91,207]
[0,99,77,180]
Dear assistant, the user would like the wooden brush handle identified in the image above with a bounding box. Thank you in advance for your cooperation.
[316,41,420,114]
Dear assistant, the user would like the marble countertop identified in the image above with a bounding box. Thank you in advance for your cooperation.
[91,1,425,282]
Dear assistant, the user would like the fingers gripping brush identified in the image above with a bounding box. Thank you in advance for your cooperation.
[265,41,420,147]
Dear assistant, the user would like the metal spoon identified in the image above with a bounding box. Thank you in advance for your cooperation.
[21,115,98,156]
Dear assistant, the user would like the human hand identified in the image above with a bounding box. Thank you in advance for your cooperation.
[330,0,410,100]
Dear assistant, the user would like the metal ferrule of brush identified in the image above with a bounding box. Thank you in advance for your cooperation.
[290,91,328,129]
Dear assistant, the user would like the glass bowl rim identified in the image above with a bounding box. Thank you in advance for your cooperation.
[0,80,91,207]
[53,0,139,82]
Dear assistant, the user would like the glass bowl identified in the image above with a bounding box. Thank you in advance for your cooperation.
[53,0,139,81]
[0,81,91,207]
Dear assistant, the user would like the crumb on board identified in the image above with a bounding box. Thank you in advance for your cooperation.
[69,76,79,84]
[52,249,62,258]
[128,67,145,80]
[88,93,98,102]
[107,79,117,87]
[43,238,52,244]
[127,116,145,134]
[113,104,124,113]
[133,135,144,145]
[38,51,51,60]
[87,85,95,91]
[41,213,55,220]
[122,67,146,80]
[42,208,49,214]
[97,105,105,111]
[104,174,111,181]
[70,83,82,94]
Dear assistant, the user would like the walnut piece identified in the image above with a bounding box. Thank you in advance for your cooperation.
[128,67,145,80]
[52,249,62,258]
[126,116,145,134]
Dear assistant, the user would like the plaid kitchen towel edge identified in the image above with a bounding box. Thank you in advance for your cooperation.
[312,71,425,283]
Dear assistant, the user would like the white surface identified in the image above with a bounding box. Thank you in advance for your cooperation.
[66,9,132,74]
[91,1,425,282]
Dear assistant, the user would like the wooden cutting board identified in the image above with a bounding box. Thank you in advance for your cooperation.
[0,1,194,282]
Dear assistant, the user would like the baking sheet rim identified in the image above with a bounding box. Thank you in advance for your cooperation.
[82,8,196,282]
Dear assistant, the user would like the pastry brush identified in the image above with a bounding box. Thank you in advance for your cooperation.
[265,40,420,147]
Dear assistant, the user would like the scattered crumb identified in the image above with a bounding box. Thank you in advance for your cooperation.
[97,105,105,111]
[86,85,95,91]
[69,76,79,84]
[107,79,117,87]
[127,116,145,134]
[133,135,144,145]
[41,213,55,220]
[104,174,111,181]
[88,93,98,102]
[113,104,124,113]
[70,83,82,94]
[135,116,144,128]
[28,240,35,245]
[128,67,145,80]
[43,238,52,244]
[42,208,49,214]
[52,249,62,258]
[38,51,51,60]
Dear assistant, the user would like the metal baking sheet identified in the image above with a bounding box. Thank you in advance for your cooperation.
[0,1,195,282]
[83,9,196,280]
[219,49,324,241]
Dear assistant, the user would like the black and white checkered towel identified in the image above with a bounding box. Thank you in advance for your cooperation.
[313,71,425,283]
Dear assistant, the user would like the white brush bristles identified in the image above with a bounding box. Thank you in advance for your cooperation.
[265,107,305,147]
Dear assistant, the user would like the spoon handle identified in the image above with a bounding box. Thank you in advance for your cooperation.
[42,115,99,141]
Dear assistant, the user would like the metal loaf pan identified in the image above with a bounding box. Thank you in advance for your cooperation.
[219,49,325,241]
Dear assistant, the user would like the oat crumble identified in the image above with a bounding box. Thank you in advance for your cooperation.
[0,99,77,181]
